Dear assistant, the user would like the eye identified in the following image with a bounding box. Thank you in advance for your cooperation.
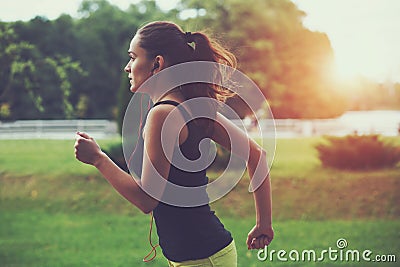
[128,53,137,61]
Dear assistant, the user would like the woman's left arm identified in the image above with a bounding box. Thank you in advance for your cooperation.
[211,112,274,250]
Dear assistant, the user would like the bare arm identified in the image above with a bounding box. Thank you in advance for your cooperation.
[74,132,155,213]
[74,105,179,214]
[211,112,274,249]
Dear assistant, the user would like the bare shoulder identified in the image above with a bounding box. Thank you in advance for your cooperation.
[143,104,185,139]
[211,112,233,137]
[147,104,175,122]
[211,111,264,159]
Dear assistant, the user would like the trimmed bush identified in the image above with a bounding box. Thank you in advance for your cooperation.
[315,134,400,170]
[103,142,129,173]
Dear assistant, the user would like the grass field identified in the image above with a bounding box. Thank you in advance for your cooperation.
[0,137,399,266]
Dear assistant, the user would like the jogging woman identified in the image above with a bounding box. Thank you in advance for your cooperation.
[74,21,273,267]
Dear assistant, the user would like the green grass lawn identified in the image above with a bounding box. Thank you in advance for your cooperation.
[1,208,399,267]
[0,137,399,266]
[0,138,119,177]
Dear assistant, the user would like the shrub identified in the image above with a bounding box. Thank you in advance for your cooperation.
[103,142,129,173]
[315,134,400,170]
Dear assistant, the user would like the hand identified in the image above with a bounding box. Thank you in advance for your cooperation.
[74,131,104,166]
[246,224,274,250]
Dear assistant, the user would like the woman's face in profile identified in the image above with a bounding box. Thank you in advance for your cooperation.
[124,35,154,92]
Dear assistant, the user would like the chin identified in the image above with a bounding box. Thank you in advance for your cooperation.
[129,84,138,93]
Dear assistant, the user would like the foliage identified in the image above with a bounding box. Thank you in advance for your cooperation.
[0,23,86,120]
[0,1,142,120]
[102,141,129,173]
[180,0,347,118]
[315,134,400,170]
[343,77,400,111]
[1,0,399,122]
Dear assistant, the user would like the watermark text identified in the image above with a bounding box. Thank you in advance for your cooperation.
[257,238,397,263]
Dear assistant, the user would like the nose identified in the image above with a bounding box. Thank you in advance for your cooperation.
[124,61,131,73]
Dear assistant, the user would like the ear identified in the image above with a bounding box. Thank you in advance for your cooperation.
[152,55,165,74]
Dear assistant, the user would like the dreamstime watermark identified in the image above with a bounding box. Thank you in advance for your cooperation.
[122,61,276,207]
[257,238,397,263]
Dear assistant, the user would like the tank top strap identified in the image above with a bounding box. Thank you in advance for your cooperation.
[153,100,192,123]
[153,100,180,107]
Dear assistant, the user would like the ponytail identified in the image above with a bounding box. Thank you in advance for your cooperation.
[182,31,237,102]
[137,21,237,103]
[190,32,236,69]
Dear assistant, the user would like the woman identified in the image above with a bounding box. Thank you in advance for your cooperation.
[74,21,273,267]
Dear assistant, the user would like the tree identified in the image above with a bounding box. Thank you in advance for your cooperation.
[0,23,86,120]
[0,0,354,121]
[179,0,347,118]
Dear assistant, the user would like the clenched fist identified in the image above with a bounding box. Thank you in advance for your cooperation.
[74,132,104,166]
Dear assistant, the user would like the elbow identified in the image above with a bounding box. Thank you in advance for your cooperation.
[248,146,267,166]
[259,148,267,158]
[132,185,159,214]
[140,207,153,214]
[137,200,158,214]
[257,148,267,164]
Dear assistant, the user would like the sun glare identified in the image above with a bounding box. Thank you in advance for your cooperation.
[293,0,400,83]
[332,32,392,82]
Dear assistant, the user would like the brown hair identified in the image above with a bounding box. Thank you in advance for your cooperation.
[137,21,237,103]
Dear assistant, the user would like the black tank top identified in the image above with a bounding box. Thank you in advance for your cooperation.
[131,100,232,262]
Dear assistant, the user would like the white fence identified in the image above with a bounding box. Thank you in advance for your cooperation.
[0,120,118,139]
[0,111,399,139]
[237,118,400,138]
[237,110,400,138]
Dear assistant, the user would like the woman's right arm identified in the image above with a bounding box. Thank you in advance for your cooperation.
[74,132,158,214]
[211,112,274,250]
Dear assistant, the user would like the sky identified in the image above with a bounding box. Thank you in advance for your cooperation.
[292,0,400,83]
[1,0,399,82]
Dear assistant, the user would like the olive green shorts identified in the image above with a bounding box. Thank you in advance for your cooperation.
[167,240,237,267]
